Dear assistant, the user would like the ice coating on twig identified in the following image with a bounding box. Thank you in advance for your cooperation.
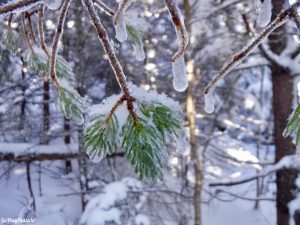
[256,0,272,27]
[113,0,132,42]
[164,0,189,92]
[172,55,188,92]
[205,7,290,96]
[0,0,40,19]
[204,90,215,114]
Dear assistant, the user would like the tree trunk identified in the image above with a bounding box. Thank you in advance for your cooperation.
[184,1,202,224]
[74,0,88,211]
[269,1,300,224]
[272,64,299,225]
[19,56,26,131]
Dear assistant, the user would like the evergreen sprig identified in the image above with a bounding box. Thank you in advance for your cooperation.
[84,114,119,161]
[26,48,75,84]
[283,105,300,145]
[2,28,18,54]
[84,101,181,180]
[55,86,86,125]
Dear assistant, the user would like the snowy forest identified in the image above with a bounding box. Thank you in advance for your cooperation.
[2,0,300,224]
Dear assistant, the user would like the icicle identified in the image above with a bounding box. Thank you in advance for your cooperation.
[204,89,215,114]
[113,0,132,42]
[164,0,189,92]
[133,42,145,61]
[115,13,127,42]
[256,0,272,27]
[172,55,188,92]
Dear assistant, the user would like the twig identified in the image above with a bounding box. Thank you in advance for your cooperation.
[106,95,127,123]
[164,0,188,62]
[38,5,49,56]
[0,0,40,17]
[25,12,37,44]
[113,0,128,25]
[21,13,34,53]
[93,0,115,16]
[49,0,72,89]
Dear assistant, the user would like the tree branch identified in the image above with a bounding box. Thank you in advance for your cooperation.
[204,2,300,95]
[49,0,72,89]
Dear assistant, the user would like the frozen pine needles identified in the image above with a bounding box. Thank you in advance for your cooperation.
[84,84,184,180]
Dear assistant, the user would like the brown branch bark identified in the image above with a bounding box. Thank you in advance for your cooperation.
[164,0,188,62]
[49,0,72,89]
[38,5,49,57]
[93,0,115,16]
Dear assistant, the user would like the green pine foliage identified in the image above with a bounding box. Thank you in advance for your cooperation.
[2,28,18,54]
[84,114,119,160]
[26,48,75,84]
[283,105,300,145]
[126,23,143,46]
[55,85,86,125]
[84,102,181,180]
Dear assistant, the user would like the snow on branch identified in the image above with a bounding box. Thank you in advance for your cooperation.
[204,2,300,114]
[164,0,189,92]
[209,154,300,187]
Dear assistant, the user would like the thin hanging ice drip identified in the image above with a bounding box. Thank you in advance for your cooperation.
[133,42,145,61]
[113,0,132,42]
[172,55,188,92]
[204,89,215,114]
[164,0,189,92]
[256,0,272,27]
[125,9,149,61]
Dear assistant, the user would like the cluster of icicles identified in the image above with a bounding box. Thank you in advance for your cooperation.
[113,0,189,93]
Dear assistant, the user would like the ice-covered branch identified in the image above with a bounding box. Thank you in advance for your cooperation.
[290,6,300,32]
[204,3,300,113]
[0,0,41,18]
[24,12,37,44]
[93,0,115,16]
[21,12,34,52]
[82,0,137,123]
[49,0,72,88]
[209,154,300,187]
[164,0,189,92]
[38,5,49,56]
[113,0,131,42]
